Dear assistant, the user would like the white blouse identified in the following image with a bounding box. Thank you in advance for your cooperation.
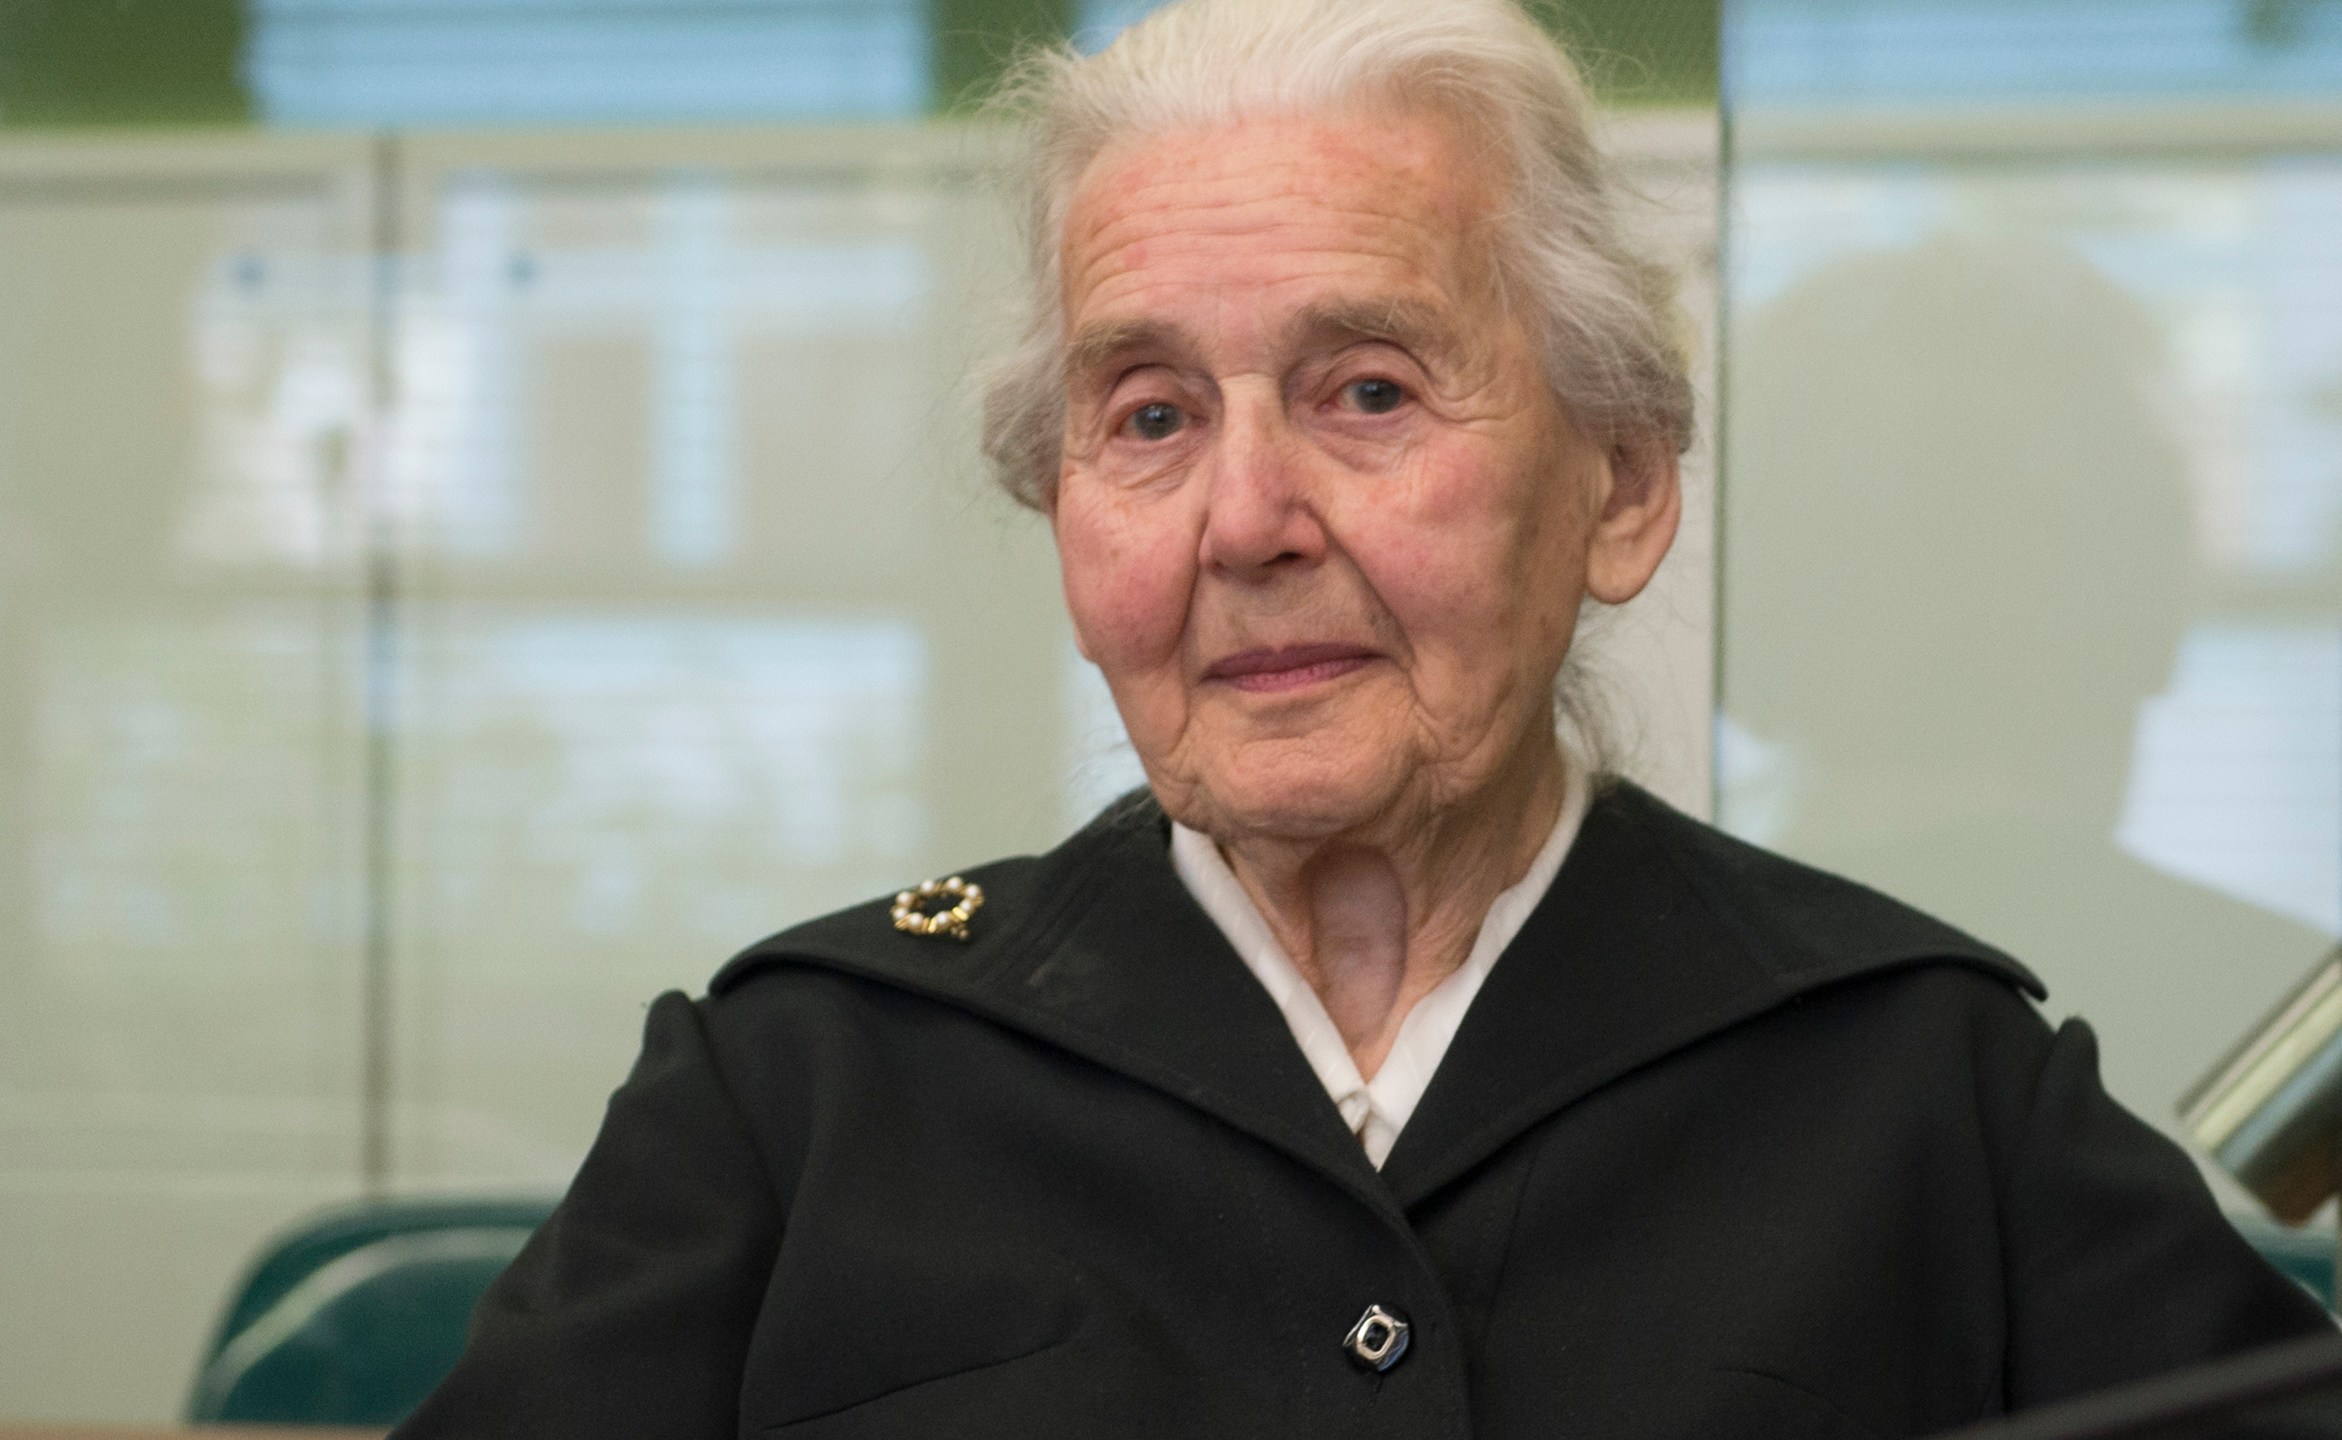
[1169,766,1590,1168]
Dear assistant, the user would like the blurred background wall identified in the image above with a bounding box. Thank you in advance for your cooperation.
[0,0,1717,1424]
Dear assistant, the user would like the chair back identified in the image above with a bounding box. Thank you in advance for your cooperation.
[2230,1212,2337,1310]
[189,1196,557,1426]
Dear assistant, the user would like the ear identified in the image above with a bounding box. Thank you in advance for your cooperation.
[1583,438,1682,605]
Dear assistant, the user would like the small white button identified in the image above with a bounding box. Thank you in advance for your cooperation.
[1344,1303,1411,1372]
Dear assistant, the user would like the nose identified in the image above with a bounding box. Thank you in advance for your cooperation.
[1196,386,1327,578]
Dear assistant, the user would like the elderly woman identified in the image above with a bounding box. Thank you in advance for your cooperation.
[395,1,2326,1436]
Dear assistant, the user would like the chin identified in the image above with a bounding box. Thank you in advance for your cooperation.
[1190,751,1408,843]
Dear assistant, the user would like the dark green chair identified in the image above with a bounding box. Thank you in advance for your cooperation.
[189,1195,557,1427]
[2229,1212,2337,1310]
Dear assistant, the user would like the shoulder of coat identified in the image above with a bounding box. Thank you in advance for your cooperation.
[1590,779,2048,1003]
[704,851,1048,998]
[702,787,1167,1000]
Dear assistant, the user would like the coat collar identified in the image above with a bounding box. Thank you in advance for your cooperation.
[713,783,2040,1214]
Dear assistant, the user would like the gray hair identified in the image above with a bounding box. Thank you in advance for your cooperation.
[977,0,1695,513]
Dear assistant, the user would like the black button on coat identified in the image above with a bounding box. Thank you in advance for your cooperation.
[393,784,2329,1439]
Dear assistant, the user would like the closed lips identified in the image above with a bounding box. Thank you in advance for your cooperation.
[1204,645,1380,692]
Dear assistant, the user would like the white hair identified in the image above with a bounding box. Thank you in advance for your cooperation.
[977,0,1695,513]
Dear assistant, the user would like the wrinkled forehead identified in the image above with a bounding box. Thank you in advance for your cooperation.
[1055,107,1508,347]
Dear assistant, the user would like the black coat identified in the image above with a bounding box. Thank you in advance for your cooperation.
[395,783,2328,1440]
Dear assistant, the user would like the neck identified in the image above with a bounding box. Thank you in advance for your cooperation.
[1215,734,1569,1079]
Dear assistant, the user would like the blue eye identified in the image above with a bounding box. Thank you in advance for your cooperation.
[1125,402,1184,441]
[1345,378,1405,414]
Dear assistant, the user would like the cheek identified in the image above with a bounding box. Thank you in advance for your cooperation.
[1360,462,1533,618]
[1345,448,1588,669]
[1504,470,1595,638]
[1054,491,1195,673]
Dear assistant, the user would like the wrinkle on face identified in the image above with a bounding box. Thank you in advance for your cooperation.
[1061,116,1514,421]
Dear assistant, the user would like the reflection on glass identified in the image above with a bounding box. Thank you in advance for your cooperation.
[377,157,1072,1192]
[1722,3,2342,1131]
[0,168,372,1423]
[33,612,356,964]
[398,614,926,957]
[17,607,363,1180]
[388,173,934,566]
[2121,625,2341,935]
[185,251,370,568]
[388,614,930,1186]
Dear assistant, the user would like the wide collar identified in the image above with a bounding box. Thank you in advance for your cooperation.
[713,783,2040,1216]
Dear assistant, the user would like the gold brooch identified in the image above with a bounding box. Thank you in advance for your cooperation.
[891,875,984,941]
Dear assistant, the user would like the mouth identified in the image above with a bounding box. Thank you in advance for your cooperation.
[1202,643,1381,694]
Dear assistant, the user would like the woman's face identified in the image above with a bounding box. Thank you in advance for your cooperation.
[1051,107,1644,844]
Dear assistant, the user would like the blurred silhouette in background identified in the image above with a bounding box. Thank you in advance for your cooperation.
[1727,236,2332,1124]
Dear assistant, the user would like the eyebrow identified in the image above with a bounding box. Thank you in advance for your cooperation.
[1284,297,1460,362]
[1061,295,1462,387]
[1064,319,1182,385]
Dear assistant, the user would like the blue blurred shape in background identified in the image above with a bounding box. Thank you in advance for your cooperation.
[1730,0,2342,107]
[246,0,934,126]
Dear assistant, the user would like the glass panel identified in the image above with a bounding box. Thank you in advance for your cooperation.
[382,136,1071,1190]
[1720,3,2342,1138]
[0,140,375,1422]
